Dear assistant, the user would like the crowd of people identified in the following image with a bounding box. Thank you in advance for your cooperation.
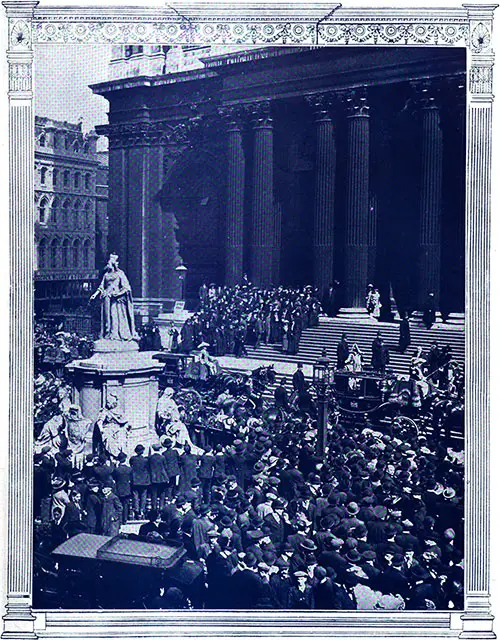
[177,279,322,357]
[34,343,464,611]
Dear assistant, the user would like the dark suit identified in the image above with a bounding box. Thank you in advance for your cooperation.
[230,569,265,609]
[149,453,168,511]
[199,453,215,502]
[274,385,289,410]
[292,369,306,395]
[129,454,151,517]
[113,463,132,523]
[337,339,350,369]
[162,448,181,499]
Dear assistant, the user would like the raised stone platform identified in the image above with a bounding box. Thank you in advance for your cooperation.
[66,349,164,455]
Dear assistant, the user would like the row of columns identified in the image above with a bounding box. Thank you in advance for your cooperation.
[222,85,449,313]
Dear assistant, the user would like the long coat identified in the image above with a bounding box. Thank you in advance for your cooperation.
[101,491,123,536]
[129,454,151,486]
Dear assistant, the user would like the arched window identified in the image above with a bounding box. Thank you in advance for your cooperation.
[38,197,48,224]
[53,134,59,149]
[73,141,80,154]
[82,239,90,268]
[84,173,91,190]
[84,201,92,226]
[61,239,69,268]
[72,239,80,268]
[63,170,70,187]
[52,198,59,225]
[50,239,59,269]
[62,199,71,226]
[74,172,81,189]
[38,238,47,269]
[53,169,58,186]
[39,133,46,147]
[83,142,89,154]
[40,167,47,185]
[74,199,81,227]
[64,136,69,150]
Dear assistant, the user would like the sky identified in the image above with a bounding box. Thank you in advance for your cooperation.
[34,44,112,148]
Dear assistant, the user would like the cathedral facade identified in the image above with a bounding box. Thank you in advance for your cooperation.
[93,45,465,319]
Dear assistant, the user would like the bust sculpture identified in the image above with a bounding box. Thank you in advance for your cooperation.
[90,253,139,348]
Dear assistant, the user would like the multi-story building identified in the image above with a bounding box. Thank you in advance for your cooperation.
[34,116,108,315]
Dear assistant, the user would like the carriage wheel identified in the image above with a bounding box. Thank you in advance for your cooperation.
[392,415,420,439]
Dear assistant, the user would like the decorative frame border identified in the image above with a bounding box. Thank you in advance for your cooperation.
[1,2,496,639]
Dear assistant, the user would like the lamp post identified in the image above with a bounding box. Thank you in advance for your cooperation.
[313,348,331,457]
[175,263,187,302]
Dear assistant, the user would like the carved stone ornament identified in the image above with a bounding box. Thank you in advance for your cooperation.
[469,65,494,95]
[9,19,31,49]
[218,105,247,131]
[248,100,273,128]
[305,92,337,122]
[343,87,370,117]
[470,22,492,52]
[98,117,203,148]
[9,62,32,93]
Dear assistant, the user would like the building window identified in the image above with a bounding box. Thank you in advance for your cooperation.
[38,239,46,269]
[74,199,81,227]
[61,239,69,268]
[72,240,80,268]
[52,198,59,225]
[124,45,143,58]
[39,133,46,147]
[40,167,47,185]
[64,137,69,150]
[53,169,58,186]
[63,170,70,187]
[84,201,92,226]
[53,134,59,149]
[50,239,59,269]
[83,240,90,268]
[73,141,80,154]
[62,199,70,225]
[74,172,81,189]
[84,173,91,190]
[39,197,48,224]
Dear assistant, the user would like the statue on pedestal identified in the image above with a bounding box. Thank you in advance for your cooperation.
[90,253,138,343]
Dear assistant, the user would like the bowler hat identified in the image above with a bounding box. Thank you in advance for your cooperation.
[135,444,145,454]
[51,477,66,491]
[190,477,201,487]
[117,452,127,462]
[347,502,360,515]
[300,538,317,552]
[392,554,405,567]
[345,549,362,564]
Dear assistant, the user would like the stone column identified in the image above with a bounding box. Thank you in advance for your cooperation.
[220,106,246,286]
[3,2,39,638]
[306,92,336,296]
[441,75,466,325]
[250,100,277,287]
[461,6,496,639]
[415,81,443,315]
[341,88,371,317]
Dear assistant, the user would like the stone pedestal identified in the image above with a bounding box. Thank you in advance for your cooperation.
[66,342,163,456]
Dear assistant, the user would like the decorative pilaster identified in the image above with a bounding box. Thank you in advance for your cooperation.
[415,81,444,314]
[306,92,337,296]
[341,87,371,316]
[2,1,38,639]
[461,5,497,639]
[219,106,246,286]
[249,100,278,287]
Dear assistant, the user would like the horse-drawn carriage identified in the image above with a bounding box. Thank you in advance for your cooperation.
[330,363,464,440]
[153,350,221,390]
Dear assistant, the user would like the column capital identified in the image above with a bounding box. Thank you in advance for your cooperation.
[97,117,203,149]
[342,86,370,118]
[410,79,443,110]
[305,91,338,122]
[247,100,273,129]
[218,105,246,132]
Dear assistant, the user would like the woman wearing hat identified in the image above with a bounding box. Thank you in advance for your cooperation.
[50,477,70,522]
